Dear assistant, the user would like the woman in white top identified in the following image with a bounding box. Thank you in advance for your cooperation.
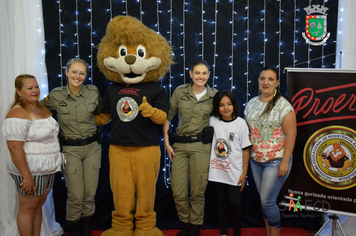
[244,67,296,236]
[2,74,63,236]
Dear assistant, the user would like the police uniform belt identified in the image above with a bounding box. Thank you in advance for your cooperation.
[61,133,97,146]
[175,134,203,143]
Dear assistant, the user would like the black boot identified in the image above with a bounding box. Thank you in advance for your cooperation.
[67,220,80,236]
[189,224,200,236]
[233,231,241,236]
[175,222,190,236]
[81,216,93,236]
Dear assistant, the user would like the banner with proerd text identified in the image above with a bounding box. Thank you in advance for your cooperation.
[281,68,356,217]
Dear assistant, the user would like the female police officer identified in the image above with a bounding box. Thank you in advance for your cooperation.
[41,58,102,236]
[163,58,217,236]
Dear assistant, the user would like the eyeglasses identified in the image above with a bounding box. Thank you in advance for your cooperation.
[70,70,87,77]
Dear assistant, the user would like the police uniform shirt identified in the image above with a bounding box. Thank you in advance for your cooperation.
[167,82,217,136]
[41,84,102,139]
[102,82,169,146]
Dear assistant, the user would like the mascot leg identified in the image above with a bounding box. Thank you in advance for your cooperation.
[132,146,163,236]
[338,159,351,172]
[323,159,331,168]
[102,145,135,236]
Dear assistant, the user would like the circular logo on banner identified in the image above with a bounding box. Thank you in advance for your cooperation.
[304,126,356,190]
[116,97,138,122]
[214,139,231,159]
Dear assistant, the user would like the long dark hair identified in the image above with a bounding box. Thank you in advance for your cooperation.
[212,90,240,120]
[259,67,281,117]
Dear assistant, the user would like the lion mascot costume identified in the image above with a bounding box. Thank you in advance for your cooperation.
[95,15,173,236]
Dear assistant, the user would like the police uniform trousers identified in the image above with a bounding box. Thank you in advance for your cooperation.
[62,141,101,221]
[171,141,211,225]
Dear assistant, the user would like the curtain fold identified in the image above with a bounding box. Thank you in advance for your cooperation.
[0,0,63,235]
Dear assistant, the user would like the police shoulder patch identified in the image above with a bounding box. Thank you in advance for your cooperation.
[59,101,67,106]
[180,95,189,101]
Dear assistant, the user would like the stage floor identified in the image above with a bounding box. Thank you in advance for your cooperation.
[61,227,314,236]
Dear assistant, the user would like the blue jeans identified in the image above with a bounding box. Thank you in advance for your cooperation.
[250,157,292,229]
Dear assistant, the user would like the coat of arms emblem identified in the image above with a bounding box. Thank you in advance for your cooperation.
[302,4,330,46]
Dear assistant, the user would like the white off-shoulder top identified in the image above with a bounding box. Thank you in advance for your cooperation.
[1,116,64,175]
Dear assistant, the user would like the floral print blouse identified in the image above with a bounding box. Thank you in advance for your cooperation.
[244,96,294,162]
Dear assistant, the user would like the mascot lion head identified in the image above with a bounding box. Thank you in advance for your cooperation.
[97,15,173,84]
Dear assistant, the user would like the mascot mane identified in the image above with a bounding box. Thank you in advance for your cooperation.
[97,15,173,83]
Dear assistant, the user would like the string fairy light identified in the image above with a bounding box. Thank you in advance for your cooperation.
[125,0,128,15]
[161,3,173,191]
[156,0,160,33]
[58,0,63,86]
[75,0,80,57]
[293,0,296,67]
[245,1,250,104]
[201,0,204,59]
[182,0,186,84]
[230,0,235,91]
[140,0,143,21]
[278,0,282,79]
[212,0,218,87]
[109,0,112,20]
[156,1,163,87]
[168,0,173,97]
[156,0,171,188]
[263,0,266,66]
[89,0,93,83]
[321,0,326,68]
[36,2,48,95]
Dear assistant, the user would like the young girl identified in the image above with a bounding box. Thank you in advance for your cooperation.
[208,90,251,236]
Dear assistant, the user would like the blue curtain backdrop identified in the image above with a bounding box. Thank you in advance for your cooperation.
[41,0,338,231]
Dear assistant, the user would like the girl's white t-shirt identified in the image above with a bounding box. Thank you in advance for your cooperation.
[208,116,251,186]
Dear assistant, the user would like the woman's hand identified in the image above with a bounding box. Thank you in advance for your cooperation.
[280,110,296,177]
[278,160,289,177]
[166,144,176,162]
[163,119,176,161]
[6,140,35,195]
[20,176,36,195]
[238,174,247,191]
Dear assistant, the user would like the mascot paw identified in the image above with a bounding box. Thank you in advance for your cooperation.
[138,97,166,124]
[133,227,164,236]
[138,96,154,117]
[101,228,134,236]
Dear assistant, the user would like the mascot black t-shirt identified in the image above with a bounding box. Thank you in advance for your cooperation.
[103,82,169,146]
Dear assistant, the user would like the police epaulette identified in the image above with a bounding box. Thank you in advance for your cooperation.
[52,86,66,92]
[85,84,98,90]
[176,83,190,90]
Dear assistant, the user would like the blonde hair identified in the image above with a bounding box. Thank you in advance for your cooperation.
[10,74,51,115]
[66,58,88,72]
